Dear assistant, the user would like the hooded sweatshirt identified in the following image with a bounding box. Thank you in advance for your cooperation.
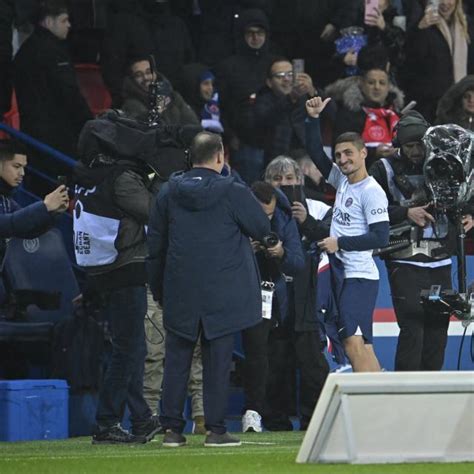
[215,8,276,132]
[179,63,223,133]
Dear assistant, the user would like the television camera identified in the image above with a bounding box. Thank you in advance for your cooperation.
[377,124,474,323]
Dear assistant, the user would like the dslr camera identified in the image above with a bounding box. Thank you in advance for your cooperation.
[261,232,279,249]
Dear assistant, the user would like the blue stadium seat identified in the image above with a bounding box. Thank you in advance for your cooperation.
[1,228,79,327]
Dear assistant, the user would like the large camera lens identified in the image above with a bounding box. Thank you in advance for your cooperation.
[261,232,279,249]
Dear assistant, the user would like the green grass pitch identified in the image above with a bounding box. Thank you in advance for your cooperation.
[0,432,472,474]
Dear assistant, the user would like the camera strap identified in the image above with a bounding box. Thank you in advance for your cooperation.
[261,281,274,320]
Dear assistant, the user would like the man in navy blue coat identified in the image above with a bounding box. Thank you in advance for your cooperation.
[0,140,69,245]
[147,131,271,447]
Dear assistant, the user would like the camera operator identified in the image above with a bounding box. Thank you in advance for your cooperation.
[369,111,474,371]
[73,133,160,444]
[241,181,305,433]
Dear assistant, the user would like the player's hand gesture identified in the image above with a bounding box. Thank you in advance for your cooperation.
[306,96,332,118]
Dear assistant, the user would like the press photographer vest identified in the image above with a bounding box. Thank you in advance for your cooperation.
[73,179,124,267]
[380,158,427,207]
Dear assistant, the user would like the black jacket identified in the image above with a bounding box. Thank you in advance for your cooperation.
[101,1,194,106]
[292,200,331,332]
[247,87,308,162]
[178,62,210,118]
[0,0,37,117]
[369,153,461,261]
[13,26,93,158]
[121,74,199,126]
[402,18,474,122]
[215,8,276,138]
[365,7,405,74]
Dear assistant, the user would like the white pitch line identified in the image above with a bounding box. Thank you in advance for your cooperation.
[241,441,277,445]
[0,446,298,462]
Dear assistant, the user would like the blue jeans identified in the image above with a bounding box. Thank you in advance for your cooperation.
[96,285,151,428]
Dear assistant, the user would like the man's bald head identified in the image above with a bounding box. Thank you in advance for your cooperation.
[190,132,224,165]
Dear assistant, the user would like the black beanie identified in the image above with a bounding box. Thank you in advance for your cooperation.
[395,111,430,145]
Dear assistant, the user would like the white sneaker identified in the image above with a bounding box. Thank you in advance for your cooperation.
[242,410,262,433]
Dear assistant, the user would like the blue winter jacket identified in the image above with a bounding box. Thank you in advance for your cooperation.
[261,192,305,322]
[0,201,53,237]
[147,167,271,341]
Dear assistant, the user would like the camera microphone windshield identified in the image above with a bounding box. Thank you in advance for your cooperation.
[423,124,473,210]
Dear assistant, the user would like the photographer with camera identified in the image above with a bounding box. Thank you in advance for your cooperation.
[370,111,473,371]
[242,167,331,432]
[241,181,306,433]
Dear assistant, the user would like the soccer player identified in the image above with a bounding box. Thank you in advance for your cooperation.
[304,97,389,372]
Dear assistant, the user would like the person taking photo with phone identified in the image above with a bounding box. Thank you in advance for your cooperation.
[0,140,69,261]
[241,57,333,167]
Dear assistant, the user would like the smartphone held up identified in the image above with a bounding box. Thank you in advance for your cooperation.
[292,58,305,84]
[364,0,379,24]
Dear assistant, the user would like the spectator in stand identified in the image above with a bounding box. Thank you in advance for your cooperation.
[269,0,361,88]
[101,0,194,107]
[179,63,224,133]
[215,8,275,184]
[170,0,267,67]
[401,0,440,32]
[402,0,474,122]
[0,139,69,379]
[325,45,404,169]
[12,0,93,176]
[355,0,406,79]
[0,0,39,120]
[436,74,474,131]
[243,57,330,168]
[121,56,199,127]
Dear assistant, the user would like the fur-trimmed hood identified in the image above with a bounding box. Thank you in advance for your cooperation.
[324,76,405,113]
[436,74,474,125]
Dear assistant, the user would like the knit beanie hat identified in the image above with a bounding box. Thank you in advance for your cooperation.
[395,111,430,146]
[199,71,215,83]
